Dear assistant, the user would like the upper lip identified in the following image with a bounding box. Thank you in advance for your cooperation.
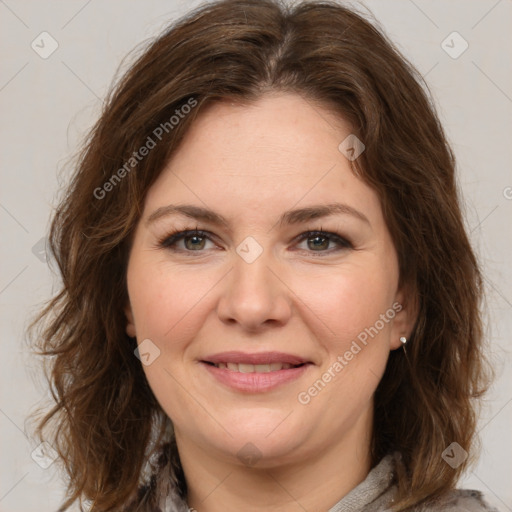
[202,351,309,366]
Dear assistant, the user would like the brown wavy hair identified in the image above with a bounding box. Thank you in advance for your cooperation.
[29,0,492,510]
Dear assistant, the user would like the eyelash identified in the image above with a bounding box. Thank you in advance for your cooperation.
[157,226,353,256]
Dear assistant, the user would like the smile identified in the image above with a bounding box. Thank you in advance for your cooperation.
[209,362,301,372]
[200,351,312,392]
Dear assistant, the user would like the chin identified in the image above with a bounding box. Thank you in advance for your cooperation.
[221,432,308,469]
[179,408,313,468]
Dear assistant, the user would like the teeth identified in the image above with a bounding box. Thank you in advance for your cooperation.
[255,364,271,373]
[213,362,295,372]
[271,362,291,371]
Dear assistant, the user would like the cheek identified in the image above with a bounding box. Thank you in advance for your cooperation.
[292,267,396,420]
[292,260,398,412]
[126,258,216,422]
[292,260,397,349]
[127,256,214,343]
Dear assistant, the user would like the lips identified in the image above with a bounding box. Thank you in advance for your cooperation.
[203,351,308,366]
[210,362,297,372]
[201,351,312,392]
[202,351,308,373]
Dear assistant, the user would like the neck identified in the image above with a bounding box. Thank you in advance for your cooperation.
[177,408,373,512]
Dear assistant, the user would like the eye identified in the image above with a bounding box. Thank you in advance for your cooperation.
[294,230,352,254]
[157,228,352,255]
[158,229,217,252]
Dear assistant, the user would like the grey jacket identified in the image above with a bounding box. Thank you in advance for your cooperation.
[326,453,499,512]
[127,449,500,511]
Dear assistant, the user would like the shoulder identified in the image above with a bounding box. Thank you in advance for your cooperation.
[383,452,500,512]
[412,489,501,512]
[441,489,500,511]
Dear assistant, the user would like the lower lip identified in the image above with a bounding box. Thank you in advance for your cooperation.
[201,362,312,392]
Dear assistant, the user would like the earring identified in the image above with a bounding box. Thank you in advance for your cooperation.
[399,336,408,357]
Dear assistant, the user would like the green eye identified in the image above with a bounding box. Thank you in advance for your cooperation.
[159,228,352,255]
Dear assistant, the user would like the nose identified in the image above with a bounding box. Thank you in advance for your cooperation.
[216,246,292,332]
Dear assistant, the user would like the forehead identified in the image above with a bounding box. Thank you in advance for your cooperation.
[143,93,381,225]
[173,93,351,173]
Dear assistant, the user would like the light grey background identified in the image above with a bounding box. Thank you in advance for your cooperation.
[1,0,511,510]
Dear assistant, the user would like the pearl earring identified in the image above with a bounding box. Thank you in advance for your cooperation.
[399,336,409,357]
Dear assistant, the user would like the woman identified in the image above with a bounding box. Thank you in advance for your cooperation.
[31,0,497,510]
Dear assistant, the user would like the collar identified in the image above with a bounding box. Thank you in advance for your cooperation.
[172,453,399,512]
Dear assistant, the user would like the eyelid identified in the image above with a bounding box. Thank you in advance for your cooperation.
[291,229,353,254]
[157,227,353,254]
[157,228,218,249]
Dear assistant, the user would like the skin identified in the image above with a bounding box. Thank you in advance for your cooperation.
[125,92,417,512]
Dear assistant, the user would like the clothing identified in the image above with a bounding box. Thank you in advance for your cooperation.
[128,449,500,512]
[325,453,499,512]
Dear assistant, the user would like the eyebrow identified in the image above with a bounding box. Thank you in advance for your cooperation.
[146,202,370,227]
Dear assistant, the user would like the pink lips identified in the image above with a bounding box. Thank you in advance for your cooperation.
[204,351,308,366]
[201,351,312,393]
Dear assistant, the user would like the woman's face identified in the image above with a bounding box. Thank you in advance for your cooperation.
[125,93,413,468]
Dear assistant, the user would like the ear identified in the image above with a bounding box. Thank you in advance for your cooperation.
[389,283,419,351]
[124,302,137,338]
